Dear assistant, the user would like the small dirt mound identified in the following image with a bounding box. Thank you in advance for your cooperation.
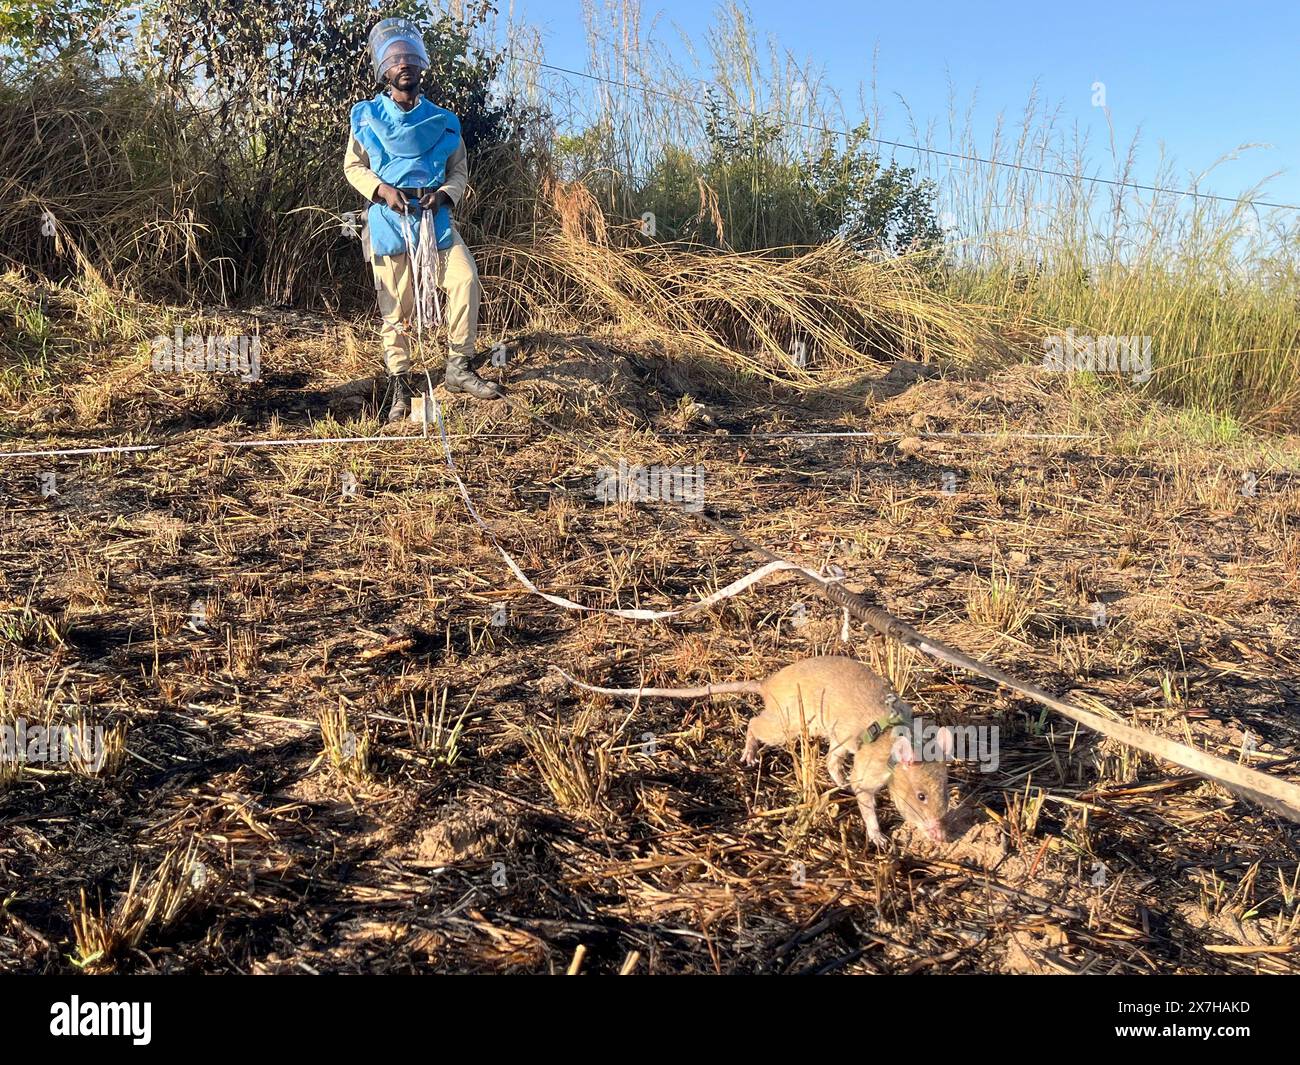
[411,802,519,866]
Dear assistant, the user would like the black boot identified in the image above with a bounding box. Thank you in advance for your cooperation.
[443,354,501,400]
[386,372,413,423]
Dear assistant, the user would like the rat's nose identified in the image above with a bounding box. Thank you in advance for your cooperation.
[927,822,946,843]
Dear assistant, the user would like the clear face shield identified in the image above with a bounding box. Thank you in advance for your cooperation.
[367,18,430,85]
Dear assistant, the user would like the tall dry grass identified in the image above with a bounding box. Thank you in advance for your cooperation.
[479,177,996,380]
[2,0,1296,427]
[913,86,1300,428]
[522,0,1300,427]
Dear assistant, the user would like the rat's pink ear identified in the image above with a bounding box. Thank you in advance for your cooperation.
[891,733,916,766]
[936,726,955,760]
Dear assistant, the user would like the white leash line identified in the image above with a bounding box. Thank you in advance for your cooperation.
[430,379,1300,822]
[408,227,824,622]
[429,396,835,620]
[401,203,445,422]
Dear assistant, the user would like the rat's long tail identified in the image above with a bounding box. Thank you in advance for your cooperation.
[552,665,762,700]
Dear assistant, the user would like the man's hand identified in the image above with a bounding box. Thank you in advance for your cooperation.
[375,183,411,214]
[419,189,452,212]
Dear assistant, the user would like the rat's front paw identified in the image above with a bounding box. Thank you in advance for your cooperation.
[867,827,889,848]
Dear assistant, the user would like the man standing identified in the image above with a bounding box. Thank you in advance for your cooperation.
[344,17,500,421]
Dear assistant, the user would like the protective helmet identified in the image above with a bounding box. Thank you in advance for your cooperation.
[368,18,430,84]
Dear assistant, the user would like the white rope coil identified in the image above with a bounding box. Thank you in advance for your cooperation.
[400,207,442,339]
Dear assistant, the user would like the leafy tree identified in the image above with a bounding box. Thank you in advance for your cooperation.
[805,121,943,254]
[631,94,942,254]
[0,0,133,67]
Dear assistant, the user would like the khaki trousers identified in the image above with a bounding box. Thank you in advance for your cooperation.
[368,229,480,375]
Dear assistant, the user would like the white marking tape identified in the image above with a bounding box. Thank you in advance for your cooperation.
[0,433,493,461]
[0,444,162,459]
[682,430,1091,441]
[220,434,456,449]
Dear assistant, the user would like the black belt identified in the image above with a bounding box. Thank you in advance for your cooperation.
[396,186,436,197]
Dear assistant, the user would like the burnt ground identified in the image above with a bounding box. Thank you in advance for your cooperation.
[1,304,1299,974]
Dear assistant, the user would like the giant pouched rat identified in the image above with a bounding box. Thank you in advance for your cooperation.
[552,655,953,847]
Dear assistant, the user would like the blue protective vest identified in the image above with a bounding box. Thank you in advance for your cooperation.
[350,92,460,256]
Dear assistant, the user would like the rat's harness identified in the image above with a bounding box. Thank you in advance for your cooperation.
[856,694,914,766]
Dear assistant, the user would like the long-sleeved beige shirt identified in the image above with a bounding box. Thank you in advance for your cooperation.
[343,121,469,207]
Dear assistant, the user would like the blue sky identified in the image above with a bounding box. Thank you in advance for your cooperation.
[508,0,1300,215]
